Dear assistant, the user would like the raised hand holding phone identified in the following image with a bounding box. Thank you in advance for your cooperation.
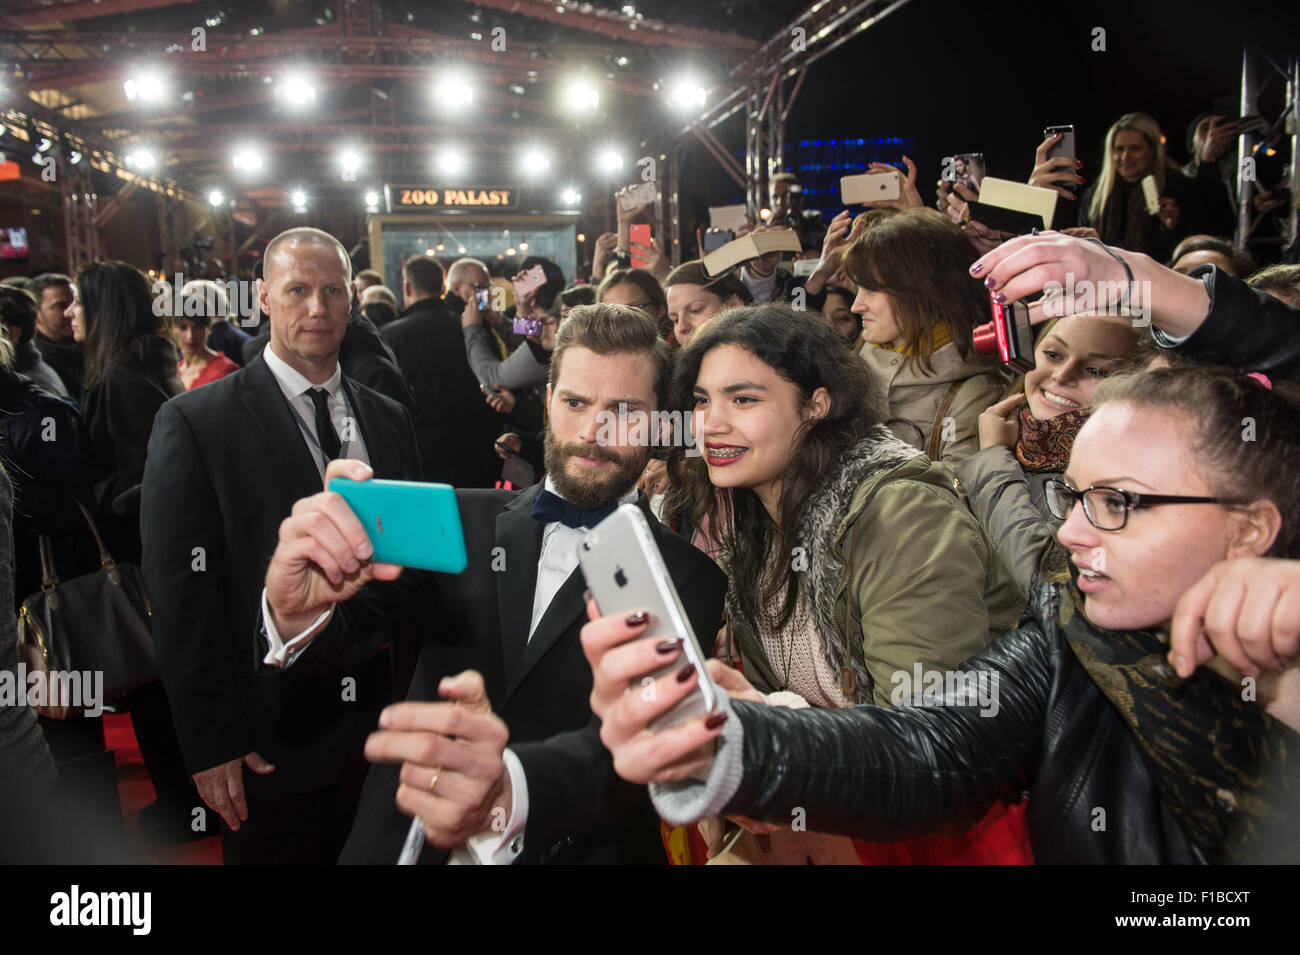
[577,505,720,735]
[1031,131,1084,198]
[264,459,404,638]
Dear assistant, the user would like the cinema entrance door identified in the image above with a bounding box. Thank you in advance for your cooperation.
[368,183,579,292]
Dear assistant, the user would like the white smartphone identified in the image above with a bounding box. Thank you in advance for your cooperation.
[841,170,900,204]
[577,504,718,732]
[1141,175,1160,216]
[618,181,657,211]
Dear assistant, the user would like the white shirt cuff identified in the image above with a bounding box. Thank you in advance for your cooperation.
[446,748,529,865]
[260,589,334,668]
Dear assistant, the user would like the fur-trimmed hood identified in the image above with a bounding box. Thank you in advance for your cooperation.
[725,424,925,704]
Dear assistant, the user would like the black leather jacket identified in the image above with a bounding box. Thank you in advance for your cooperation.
[1161,265,1300,381]
[718,578,1299,864]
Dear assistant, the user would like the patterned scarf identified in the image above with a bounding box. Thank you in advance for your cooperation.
[1014,406,1090,474]
[1040,542,1298,862]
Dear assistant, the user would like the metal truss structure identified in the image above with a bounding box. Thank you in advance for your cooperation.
[1236,45,1299,257]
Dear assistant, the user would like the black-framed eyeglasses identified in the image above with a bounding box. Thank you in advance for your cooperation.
[1043,478,1230,531]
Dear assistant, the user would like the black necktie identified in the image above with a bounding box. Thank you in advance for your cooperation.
[307,388,342,461]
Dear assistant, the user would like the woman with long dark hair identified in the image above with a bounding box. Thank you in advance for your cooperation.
[67,260,182,559]
[66,261,194,840]
[660,304,1028,863]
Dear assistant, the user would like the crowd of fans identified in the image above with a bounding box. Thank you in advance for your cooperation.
[0,98,1297,866]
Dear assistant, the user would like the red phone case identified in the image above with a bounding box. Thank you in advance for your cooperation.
[629,224,652,268]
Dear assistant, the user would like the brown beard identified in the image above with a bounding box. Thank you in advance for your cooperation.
[544,430,650,510]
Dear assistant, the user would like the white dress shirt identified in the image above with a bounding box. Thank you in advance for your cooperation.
[261,474,638,864]
[262,342,370,479]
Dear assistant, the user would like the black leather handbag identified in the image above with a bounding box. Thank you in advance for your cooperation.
[17,501,157,718]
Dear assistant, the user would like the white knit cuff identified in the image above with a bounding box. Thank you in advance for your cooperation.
[649,695,744,826]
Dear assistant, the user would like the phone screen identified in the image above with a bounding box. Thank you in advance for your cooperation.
[702,230,734,253]
[943,153,985,192]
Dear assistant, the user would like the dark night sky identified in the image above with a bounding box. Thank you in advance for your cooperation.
[691,0,1298,210]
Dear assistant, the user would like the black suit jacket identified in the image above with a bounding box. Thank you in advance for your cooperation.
[380,298,505,489]
[292,482,727,864]
[140,355,422,796]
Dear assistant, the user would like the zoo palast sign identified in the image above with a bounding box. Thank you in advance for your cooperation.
[386,185,517,211]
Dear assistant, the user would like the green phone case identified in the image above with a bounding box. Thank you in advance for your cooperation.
[328,478,468,573]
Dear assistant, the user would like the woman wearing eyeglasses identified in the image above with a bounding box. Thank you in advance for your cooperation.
[582,364,1300,863]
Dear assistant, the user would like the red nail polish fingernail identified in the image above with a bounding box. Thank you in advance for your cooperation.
[655,639,682,654]
[676,663,697,683]
[626,610,648,626]
[993,291,1007,304]
[704,712,728,730]
[970,262,985,276]
[583,589,592,605]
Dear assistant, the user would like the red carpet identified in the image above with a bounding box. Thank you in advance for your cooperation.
[103,712,223,865]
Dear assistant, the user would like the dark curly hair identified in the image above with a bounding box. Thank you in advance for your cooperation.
[665,303,881,629]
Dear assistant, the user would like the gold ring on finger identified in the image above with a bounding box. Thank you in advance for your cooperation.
[428,765,443,794]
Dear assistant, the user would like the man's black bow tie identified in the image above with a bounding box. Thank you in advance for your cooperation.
[530,488,619,529]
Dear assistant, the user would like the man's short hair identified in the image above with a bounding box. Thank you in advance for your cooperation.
[549,303,672,411]
[355,268,383,288]
[29,272,73,301]
[1169,234,1255,276]
[361,285,398,308]
[263,228,353,284]
[177,280,230,325]
[403,254,445,297]
[0,285,38,344]
[446,257,490,284]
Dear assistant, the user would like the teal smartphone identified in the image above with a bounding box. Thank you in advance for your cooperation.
[328,478,467,573]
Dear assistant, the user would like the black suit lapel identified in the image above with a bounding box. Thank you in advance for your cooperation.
[240,355,321,494]
[500,492,656,708]
[495,483,546,693]
[341,375,400,479]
